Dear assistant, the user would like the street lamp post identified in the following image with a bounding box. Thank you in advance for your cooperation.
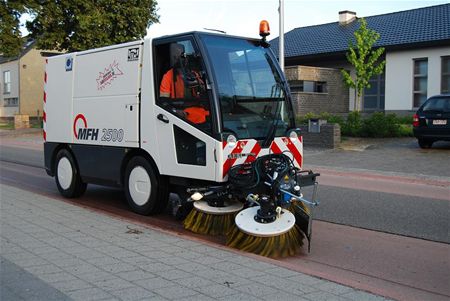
[279,0,284,72]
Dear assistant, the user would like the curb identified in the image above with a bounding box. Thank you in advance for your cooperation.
[0,128,42,137]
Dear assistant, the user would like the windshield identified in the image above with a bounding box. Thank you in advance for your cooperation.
[201,35,293,140]
[422,96,450,113]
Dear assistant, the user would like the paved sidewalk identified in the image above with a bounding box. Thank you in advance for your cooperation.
[0,184,391,301]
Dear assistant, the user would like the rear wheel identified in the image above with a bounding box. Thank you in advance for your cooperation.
[124,156,168,215]
[55,149,87,198]
[418,138,433,149]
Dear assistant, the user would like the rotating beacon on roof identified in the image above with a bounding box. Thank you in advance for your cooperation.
[43,21,320,257]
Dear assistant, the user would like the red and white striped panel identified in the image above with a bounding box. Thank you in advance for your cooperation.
[221,136,303,179]
[270,137,303,169]
[222,139,261,178]
[43,59,48,141]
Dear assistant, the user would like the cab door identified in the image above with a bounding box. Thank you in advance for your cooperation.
[152,36,218,181]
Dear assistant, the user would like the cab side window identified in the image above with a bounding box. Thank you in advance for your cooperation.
[154,39,212,133]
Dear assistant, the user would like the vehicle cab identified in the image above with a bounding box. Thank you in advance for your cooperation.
[146,32,301,184]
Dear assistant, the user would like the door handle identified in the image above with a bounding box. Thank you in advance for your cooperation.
[157,113,169,124]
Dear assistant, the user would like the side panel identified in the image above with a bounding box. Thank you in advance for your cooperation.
[71,144,128,186]
[45,55,74,143]
[72,43,142,147]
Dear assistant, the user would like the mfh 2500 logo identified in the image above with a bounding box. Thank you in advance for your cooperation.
[73,114,124,142]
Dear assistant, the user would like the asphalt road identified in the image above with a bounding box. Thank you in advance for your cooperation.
[305,137,450,178]
[1,134,449,243]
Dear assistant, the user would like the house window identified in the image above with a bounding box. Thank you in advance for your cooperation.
[3,97,18,107]
[413,59,428,108]
[289,80,327,93]
[442,56,450,94]
[3,71,11,94]
[363,72,385,111]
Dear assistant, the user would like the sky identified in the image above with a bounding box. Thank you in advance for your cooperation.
[19,0,449,39]
[146,0,450,39]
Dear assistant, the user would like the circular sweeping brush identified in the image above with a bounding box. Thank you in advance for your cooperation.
[226,206,304,257]
[183,199,243,235]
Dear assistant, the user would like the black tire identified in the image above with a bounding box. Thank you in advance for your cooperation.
[55,149,87,198]
[418,138,433,149]
[124,156,168,215]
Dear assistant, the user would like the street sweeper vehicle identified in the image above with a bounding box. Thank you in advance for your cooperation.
[43,22,319,257]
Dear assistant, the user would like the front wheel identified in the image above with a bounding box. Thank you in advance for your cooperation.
[124,156,168,215]
[55,149,87,198]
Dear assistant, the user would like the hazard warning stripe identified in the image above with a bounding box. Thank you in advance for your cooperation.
[222,137,303,179]
[43,59,48,142]
[222,140,249,178]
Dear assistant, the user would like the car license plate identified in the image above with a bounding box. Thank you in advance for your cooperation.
[432,119,447,125]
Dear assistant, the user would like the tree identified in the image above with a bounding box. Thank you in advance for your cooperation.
[341,18,385,111]
[0,1,27,57]
[25,0,159,52]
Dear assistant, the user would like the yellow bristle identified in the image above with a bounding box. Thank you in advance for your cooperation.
[226,225,304,258]
[183,208,236,235]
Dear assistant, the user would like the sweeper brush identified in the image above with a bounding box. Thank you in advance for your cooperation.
[226,206,304,257]
[183,198,243,235]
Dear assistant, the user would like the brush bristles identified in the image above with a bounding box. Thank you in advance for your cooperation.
[226,225,304,257]
[183,208,236,235]
[289,200,310,215]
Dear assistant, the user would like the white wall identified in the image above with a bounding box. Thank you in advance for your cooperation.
[385,46,450,111]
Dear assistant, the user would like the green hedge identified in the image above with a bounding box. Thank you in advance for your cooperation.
[296,112,413,138]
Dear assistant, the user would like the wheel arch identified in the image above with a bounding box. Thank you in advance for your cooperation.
[46,143,79,176]
[120,148,164,186]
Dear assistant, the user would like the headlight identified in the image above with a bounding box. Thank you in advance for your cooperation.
[226,134,237,147]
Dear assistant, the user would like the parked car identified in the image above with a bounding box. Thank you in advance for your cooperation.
[413,94,450,148]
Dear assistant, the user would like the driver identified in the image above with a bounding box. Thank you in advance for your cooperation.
[160,43,209,124]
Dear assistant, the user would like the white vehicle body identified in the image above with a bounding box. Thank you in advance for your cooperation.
[44,32,304,215]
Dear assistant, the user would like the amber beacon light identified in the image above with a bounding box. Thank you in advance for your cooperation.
[259,20,270,38]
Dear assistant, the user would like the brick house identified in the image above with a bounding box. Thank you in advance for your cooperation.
[271,4,450,115]
[0,40,59,118]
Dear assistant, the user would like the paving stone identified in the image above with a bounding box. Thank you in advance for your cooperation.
[135,277,175,290]
[227,267,267,278]
[24,264,63,275]
[116,269,156,282]
[67,287,113,301]
[75,271,117,282]
[172,275,215,288]
[159,268,192,280]
[153,284,198,299]
[51,279,93,292]
[94,277,135,291]
[342,290,388,301]
[261,291,311,301]
[177,262,211,273]
[315,281,355,295]
[172,294,215,301]
[110,286,156,301]
[98,263,136,274]
[63,263,102,276]
[37,271,78,283]
[234,282,280,297]
[265,266,300,278]
[194,284,241,298]
[287,273,325,285]
[12,256,49,268]
[218,292,261,301]
[304,291,350,301]
[156,256,190,266]
[141,262,174,273]
[51,257,87,268]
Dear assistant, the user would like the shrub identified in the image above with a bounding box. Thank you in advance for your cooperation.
[295,112,412,138]
[341,111,362,136]
[360,112,400,137]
